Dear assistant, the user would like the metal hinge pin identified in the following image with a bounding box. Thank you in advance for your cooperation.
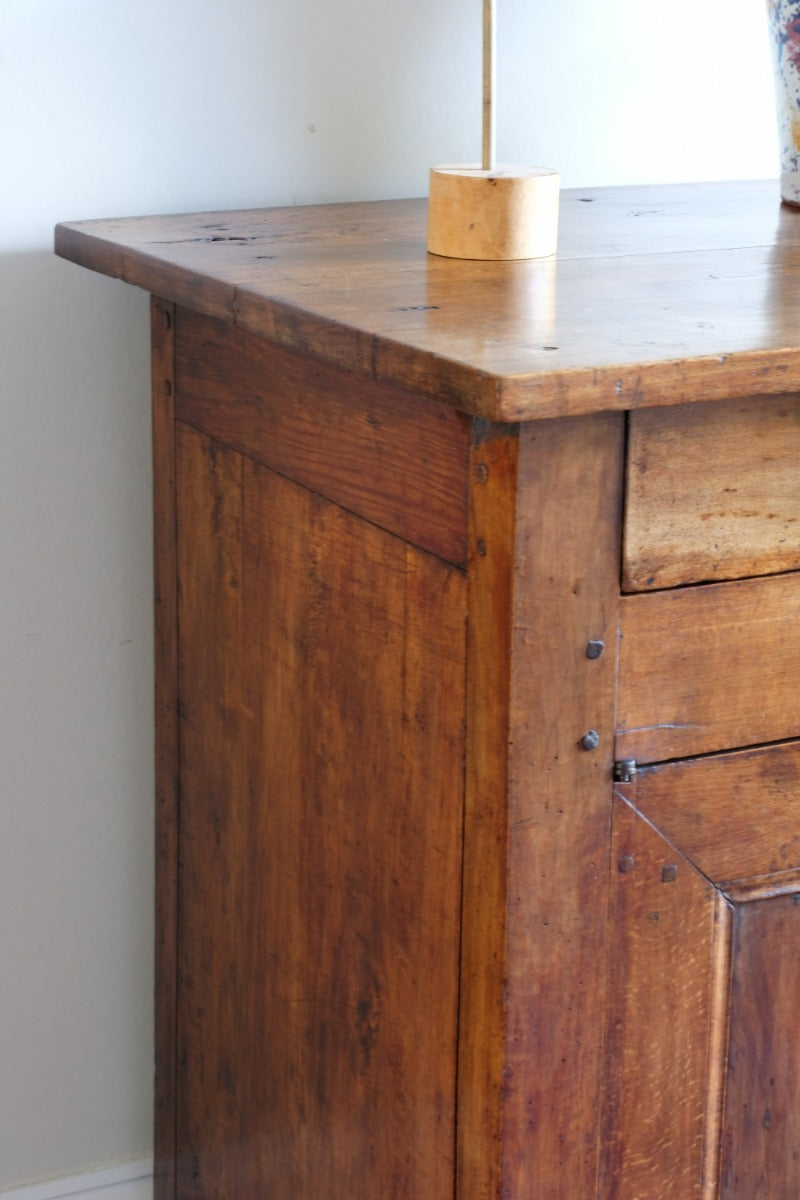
[613,758,638,783]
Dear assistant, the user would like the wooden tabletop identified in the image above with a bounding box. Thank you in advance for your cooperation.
[55,180,800,422]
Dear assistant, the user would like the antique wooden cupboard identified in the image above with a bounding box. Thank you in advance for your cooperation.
[57,182,800,1198]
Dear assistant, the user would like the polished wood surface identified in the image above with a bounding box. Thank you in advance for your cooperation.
[56,182,800,1198]
[174,306,471,565]
[458,427,517,1200]
[502,415,623,1195]
[55,181,800,421]
[721,896,800,1197]
[611,744,800,1199]
[628,741,800,892]
[175,426,466,1196]
[458,414,624,1197]
[602,793,728,1199]
[617,571,800,762]
[624,395,800,590]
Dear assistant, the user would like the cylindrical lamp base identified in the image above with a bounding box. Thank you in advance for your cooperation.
[427,164,560,260]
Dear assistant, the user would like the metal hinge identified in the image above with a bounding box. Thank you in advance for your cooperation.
[613,758,638,783]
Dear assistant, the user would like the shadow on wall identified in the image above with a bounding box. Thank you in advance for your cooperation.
[0,249,155,1187]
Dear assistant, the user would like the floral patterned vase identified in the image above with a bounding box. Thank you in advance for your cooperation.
[766,0,800,205]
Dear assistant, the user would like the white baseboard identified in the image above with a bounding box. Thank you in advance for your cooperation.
[0,1160,153,1200]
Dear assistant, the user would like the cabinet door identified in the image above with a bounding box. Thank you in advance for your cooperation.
[173,425,467,1198]
[602,742,800,1199]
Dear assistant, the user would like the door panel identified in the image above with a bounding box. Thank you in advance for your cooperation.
[721,895,800,1199]
[607,743,800,1199]
[601,794,730,1200]
[175,424,466,1198]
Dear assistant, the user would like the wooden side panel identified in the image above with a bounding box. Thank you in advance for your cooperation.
[721,895,800,1199]
[630,741,800,890]
[624,396,800,591]
[601,795,731,1200]
[175,425,466,1198]
[151,296,178,1200]
[617,572,800,762]
[174,307,471,566]
[458,412,625,1199]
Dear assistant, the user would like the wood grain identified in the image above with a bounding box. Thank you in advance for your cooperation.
[617,572,800,762]
[721,894,800,1199]
[150,297,178,1200]
[601,794,731,1200]
[458,425,518,1200]
[175,427,244,1198]
[175,426,466,1197]
[628,741,800,890]
[174,306,471,565]
[504,413,625,1197]
[55,182,800,422]
[624,395,800,590]
[58,181,800,1200]
[458,412,624,1198]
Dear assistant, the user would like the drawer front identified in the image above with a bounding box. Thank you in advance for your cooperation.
[624,395,800,591]
[616,570,800,762]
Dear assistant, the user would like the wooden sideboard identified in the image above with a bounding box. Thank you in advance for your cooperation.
[57,181,800,1199]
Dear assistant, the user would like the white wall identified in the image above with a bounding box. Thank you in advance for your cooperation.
[0,0,777,1189]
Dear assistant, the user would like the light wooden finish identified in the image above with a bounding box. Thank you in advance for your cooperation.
[54,183,800,1199]
[601,793,730,1200]
[721,896,800,1198]
[624,395,800,590]
[458,414,624,1197]
[504,414,623,1194]
[610,741,800,1200]
[627,741,800,890]
[55,181,800,422]
[427,165,560,260]
[173,306,471,565]
[458,427,518,1200]
[175,426,466,1196]
[617,571,800,763]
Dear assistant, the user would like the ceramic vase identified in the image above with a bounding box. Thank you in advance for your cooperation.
[766,0,800,205]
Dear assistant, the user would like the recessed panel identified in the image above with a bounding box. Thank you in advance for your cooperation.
[721,894,800,1199]
[175,426,466,1198]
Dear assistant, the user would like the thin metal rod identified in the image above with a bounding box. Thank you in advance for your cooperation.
[482,0,496,171]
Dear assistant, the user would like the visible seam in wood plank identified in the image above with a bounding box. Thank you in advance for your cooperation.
[701,892,734,1200]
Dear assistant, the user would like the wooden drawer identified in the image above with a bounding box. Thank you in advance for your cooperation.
[616,570,800,762]
[623,394,800,591]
